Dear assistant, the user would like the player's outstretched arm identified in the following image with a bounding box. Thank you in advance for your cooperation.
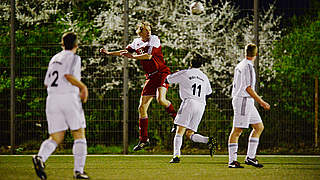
[246,86,270,110]
[120,52,152,60]
[100,48,128,56]
[65,74,88,103]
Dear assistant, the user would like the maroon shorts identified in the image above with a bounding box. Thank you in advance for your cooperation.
[141,72,170,96]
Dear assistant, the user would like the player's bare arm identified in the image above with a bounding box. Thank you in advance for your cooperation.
[64,74,88,103]
[120,52,152,60]
[100,48,128,56]
[246,86,270,110]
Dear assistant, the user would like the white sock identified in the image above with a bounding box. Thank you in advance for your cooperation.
[246,137,259,159]
[38,139,57,162]
[228,143,238,164]
[190,134,209,144]
[73,138,87,173]
[173,134,183,157]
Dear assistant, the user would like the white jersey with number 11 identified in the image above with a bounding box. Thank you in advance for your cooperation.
[166,68,212,104]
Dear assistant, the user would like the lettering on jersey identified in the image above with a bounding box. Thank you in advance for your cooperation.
[52,61,63,65]
[189,76,204,81]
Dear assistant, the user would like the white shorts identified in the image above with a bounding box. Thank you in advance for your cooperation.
[174,99,205,132]
[232,97,262,128]
[46,93,86,134]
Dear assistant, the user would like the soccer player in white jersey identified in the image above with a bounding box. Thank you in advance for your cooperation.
[32,32,89,179]
[228,43,270,168]
[166,57,216,163]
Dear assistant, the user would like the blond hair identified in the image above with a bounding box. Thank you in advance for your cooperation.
[136,21,151,34]
[245,43,257,57]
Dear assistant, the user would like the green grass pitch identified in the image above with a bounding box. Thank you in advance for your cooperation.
[0,155,319,180]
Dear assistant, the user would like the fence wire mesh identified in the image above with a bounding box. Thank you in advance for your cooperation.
[0,0,318,153]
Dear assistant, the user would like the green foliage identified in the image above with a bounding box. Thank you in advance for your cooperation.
[271,12,320,123]
[88,145,123,154]
[273,14,320,78]
[0,0,318,152]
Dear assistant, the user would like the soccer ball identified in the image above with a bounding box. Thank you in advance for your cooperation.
[190,1,204,15]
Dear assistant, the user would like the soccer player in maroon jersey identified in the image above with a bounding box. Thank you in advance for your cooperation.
[100,21,177,151]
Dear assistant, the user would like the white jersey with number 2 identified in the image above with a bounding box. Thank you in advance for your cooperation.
[44,50,85,134]
[166,68,212,104]
[44,50,81,95]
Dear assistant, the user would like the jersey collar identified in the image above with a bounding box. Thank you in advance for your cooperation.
[245,58,254,66]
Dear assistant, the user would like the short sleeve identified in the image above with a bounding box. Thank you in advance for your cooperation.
[126,39,136,53]
[44,68,50,86]
[206,79,212,95]
[148,36,161,55]
[44,59,53,86]
[166,70,187,84]
[243,64,253,88]
[149,36,160,48]
[68,55,78,75]
[126,45,135,53]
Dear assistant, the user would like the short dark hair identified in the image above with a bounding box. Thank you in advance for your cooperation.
[61,32,78,50]
[191,53,203,68]
[245,43,257,57]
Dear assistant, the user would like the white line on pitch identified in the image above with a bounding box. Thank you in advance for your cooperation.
[0,155,319,157]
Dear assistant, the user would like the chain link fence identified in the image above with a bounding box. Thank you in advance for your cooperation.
[0,0,318,153]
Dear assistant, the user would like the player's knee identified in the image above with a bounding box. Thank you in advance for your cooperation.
[49,131,65,145]
[157,98,165,106]
[185,130,194,139]
[232,128,242,137]
[257,124,264,133]
[138,105,147,114]
[49,136,63,145]
[253,123,264,134]
[156,96,161,104]
[157,97,169,107]
[156,95,162,102]
[185,133,192,139]
[72,128,85,139]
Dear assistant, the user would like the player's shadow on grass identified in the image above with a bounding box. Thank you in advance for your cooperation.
[182,161,227,165]
[263,162,320,165]
[284,167,320,170]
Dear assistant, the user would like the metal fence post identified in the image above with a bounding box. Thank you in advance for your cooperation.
[123,0,129,154]
[254,0,259,94]
[315,76,319,148]
[10,0,16,155]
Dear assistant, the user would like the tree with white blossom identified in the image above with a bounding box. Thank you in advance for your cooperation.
[0,0,282,99]
[91,0,281,99]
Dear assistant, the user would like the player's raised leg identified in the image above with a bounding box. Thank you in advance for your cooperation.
[157,86,177,119]
[156,86,177,132]
[228,127,244,168]
[186,130,216,157]
[133,96,153,151]
[71,128,89,179]
[245,122,264,168]
[33,131,65,180]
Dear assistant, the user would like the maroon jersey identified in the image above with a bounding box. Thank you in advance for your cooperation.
[126,35,170,75]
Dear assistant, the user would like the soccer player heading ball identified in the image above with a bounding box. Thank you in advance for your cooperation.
[100,21,177,151]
